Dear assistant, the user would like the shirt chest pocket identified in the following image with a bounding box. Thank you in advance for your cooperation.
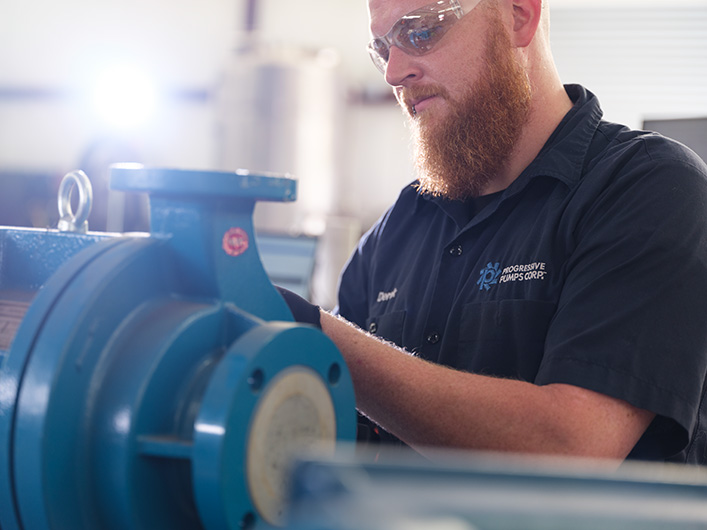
[366,310,406,347]
[456,299,556,381]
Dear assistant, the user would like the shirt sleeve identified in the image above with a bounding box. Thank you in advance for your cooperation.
[536,138,707,459]
[335,238,371,328]
[335,208,393,328]
[335,187,415,328]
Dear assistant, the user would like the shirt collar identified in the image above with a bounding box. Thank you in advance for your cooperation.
[510,84,604,190]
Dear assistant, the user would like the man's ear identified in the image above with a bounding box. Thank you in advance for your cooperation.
[511,0,542,48]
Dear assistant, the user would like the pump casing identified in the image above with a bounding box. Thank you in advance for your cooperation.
[0,167,356,530]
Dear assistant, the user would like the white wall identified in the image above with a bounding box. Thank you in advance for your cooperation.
[550,7,707,127]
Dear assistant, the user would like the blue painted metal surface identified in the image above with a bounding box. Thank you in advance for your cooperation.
[0,167,356,530]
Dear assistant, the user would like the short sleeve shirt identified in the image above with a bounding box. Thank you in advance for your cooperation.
[337,85,707,464]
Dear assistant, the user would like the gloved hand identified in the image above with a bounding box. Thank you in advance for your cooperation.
[274,285,321,329]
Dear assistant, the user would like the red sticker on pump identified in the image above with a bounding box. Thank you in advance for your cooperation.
[222,227,249,257]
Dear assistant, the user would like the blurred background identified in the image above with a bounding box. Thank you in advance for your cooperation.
[1,0,706,308]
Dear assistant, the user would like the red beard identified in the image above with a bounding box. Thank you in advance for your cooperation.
[405,12,532,200]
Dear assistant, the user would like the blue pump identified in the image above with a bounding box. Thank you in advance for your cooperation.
[0,166,356,530]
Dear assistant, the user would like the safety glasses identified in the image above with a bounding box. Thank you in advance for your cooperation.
[367,0,484,74]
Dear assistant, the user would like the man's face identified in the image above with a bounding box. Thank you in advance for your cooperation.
[369,0,532,199]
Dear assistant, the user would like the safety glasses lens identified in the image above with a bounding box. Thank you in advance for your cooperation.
[396,12,453,54]
[367,2,462,73]
[367,39,390,73]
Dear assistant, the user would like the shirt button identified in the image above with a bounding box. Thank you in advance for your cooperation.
[426,333,440,344]
[449,244,463,257]
[368,322,378,334]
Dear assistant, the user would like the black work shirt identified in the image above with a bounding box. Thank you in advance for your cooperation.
[337,85,707,464]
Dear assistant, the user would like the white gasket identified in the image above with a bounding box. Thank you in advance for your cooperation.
[246,366,336,526]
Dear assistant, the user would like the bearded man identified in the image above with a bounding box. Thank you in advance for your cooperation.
[280,0,707,465]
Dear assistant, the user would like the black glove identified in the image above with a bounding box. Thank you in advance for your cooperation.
[275,286,321,329]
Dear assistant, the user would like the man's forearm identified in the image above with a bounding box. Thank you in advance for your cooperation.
[319,311,654,462]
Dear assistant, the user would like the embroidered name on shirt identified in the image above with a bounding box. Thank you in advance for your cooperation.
[377,288,398,303]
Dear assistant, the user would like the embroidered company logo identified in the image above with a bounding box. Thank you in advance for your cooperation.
[477,261,548,290]
[477,263,502,291]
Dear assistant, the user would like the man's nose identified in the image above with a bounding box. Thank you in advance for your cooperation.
[384,46,423,87]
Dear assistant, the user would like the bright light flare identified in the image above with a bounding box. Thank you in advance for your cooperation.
[90,64,157,130]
